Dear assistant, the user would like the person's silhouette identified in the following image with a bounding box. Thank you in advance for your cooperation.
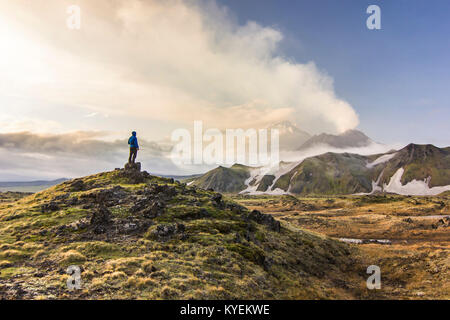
[128,131,139,163]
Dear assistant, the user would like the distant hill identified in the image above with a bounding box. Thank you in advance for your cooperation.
[155,173,202,183]
[0,178,68,192]
[272,152,378,195]
[268,121,311,150]
[192,144,450,196]
[191,164,252,193]
[298,129,372,150]
[377,144,450,188]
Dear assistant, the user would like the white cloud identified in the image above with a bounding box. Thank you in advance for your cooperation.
[0,0,359,135]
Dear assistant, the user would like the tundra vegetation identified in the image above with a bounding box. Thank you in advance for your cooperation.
[0,169,448,299]
[233,193,449,299]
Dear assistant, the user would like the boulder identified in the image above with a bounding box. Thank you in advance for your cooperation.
[246,209,281,232]
[41,201,60,213]
[142,199,166,218]
[148,223,186,241]
[210,193,223,208]
[90,206,111,234]
[124,162,141,172]
[119,163,144,184]
[70,179,85,191]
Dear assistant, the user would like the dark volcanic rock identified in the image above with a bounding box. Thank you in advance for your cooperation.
[117,219,152,234]
[245,210,281,232]
[225,202,246,214]
[90,206,112,234]
[70,179,85,191]
[142,199,166,218]
[149,223,186,241]
[80,186,127,207]
[41,201,60,213]
[211,193,224,208]
[148,184,177,198]
[124,162,141,172]
[118,164,144,184]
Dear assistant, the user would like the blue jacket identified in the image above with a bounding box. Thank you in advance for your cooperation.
[128,132,139,149]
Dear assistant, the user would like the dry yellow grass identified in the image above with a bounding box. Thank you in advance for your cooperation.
[232,193,449,299]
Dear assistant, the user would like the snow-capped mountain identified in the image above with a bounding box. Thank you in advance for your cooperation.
[298,129,373,150]
[191,144,450,196]
[267,121,311,151]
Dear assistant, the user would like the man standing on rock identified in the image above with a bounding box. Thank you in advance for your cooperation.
[128,131,139,163]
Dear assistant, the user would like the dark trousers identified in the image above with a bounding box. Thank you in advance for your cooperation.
[129,147,138,163]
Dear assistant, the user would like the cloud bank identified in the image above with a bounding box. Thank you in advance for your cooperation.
[0,132,177,180]
[0,0,362,179]
[1,0,358,134]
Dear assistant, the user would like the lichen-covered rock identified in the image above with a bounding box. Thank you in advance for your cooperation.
[90,206,111,234]
[146,223,186,241]
[245,210,281,232]
[41,201,59,213]
[124,162,141,172]
[70,179,85,191]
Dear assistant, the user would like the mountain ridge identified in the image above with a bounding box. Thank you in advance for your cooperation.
[298,129,373,150]
[192,143,450,196]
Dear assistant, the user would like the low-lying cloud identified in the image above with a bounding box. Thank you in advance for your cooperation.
[0,131,177,180]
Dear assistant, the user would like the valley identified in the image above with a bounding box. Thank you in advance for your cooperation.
[232,193,450,299]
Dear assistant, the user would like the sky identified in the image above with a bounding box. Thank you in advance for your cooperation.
[217,0,450,146]
[0,0,449,180]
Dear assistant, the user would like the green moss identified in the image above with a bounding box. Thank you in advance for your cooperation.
[60,250,87,266]
[0,267,34,279]
[110,206,132,219]
[74,242,125,259]
[186,220,246,235]
[0,249,29,262]
[225,243,265,265]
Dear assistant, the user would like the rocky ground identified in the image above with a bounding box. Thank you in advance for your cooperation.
[0,166,373,299]
[232,193,450,299]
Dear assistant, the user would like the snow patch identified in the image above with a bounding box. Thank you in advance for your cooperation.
[239,167,268,195]
[366,153,396,168]
[339,238,391,245]
[353,170,384,196]
[239,162,299,195]
[383,168,450,196]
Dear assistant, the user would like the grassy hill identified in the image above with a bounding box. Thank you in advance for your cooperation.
[298,130,372,150]
[273,152,381,195]
[191,164,252,193]
[378,144,450,187]
[0,168,365,299]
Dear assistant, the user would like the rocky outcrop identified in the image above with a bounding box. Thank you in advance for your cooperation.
[244,210,281,232]
[90,206,112,234]
[41,201,60,213]
[117,162,144,184]
[147,223,187,241]
[124,162,141,172]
